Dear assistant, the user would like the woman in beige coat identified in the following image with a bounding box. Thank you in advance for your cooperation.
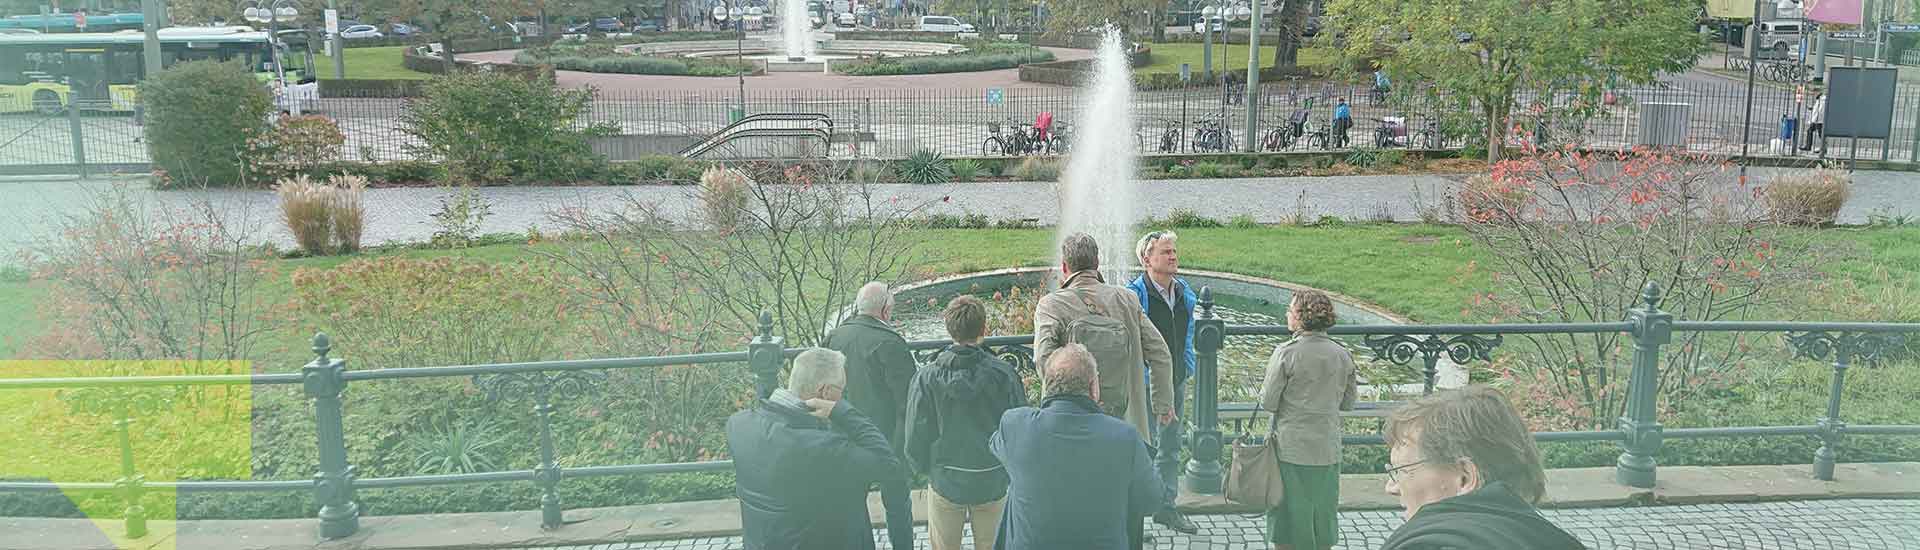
[1259,290,1358,550]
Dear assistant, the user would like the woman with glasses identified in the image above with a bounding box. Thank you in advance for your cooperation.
[1257,290,1358,550]
[1379,386,1585,550]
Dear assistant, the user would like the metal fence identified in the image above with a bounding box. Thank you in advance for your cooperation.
[0,283,1915,541]
[2,76,1917,175]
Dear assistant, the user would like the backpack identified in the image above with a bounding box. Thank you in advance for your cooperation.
[1053,287,1134,418]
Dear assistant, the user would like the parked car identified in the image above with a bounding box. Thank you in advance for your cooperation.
[389,22,416,35]
[566,21,593,33]
[631,20,660,32]
[1192,16,1224,33]
[836,12,857,28]
[918,15,965,32]
[593,17,624,33]
[337,24,383,39]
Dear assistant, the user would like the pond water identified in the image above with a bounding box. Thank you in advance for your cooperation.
[883,268,1450,404]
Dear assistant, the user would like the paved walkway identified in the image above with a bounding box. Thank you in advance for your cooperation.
[525,499,1920,550]
[3,167,1912,264]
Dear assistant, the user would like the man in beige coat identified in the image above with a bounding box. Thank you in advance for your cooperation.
[1032,232,1175,443]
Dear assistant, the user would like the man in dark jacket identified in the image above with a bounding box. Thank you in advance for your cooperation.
[1379,386,1585,550]
[905,296,1029,550]
[992,344,1162,550]
[1127,230,1199,535]
[726,348,907,550]
[824,281,919,550]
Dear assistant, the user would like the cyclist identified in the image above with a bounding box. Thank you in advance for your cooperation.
[1035,111,1055,144]
[1373,69,1391,98]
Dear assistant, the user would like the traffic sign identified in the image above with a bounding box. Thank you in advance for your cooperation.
[1886,23,1920,33]
[1829,31,1865,39]
[74,10,86,30]
[325,9,339,34]
[985,88,1004,106]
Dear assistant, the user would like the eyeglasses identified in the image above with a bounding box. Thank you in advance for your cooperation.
[1383,459,1429,484]
[1143,231,1166,243]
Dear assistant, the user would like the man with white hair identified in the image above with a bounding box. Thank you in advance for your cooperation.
[992,344,1164,550]
[1126,230,1200,534]
[727,348,906,550]
[824,281,919,550]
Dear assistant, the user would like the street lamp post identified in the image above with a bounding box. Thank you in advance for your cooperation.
[242,0,302,116]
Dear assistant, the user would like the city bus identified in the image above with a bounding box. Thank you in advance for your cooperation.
[0,12,147,33]
[0,26,316,114]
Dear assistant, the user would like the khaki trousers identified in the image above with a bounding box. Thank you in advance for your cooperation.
[927,489,1005,550]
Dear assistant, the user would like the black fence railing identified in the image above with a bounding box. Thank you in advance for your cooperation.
[3,76,1916,175]
[1,284,1916,541]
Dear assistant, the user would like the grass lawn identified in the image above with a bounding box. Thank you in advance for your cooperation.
[316,46,432,80]
[9,223,1919,362]
[1138,42,1338,76]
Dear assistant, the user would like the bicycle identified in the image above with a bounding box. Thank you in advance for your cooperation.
[1191,115,1233,152]
[1368,86,1388,107]
[1158,120,1184,153]
[1047,121,1072,154]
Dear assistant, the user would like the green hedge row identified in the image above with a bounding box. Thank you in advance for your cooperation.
[533,54,757,77]
[835,42,1056,75]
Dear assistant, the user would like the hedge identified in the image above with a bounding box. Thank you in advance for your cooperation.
[317,78,426,97]
[834,42,1056,75]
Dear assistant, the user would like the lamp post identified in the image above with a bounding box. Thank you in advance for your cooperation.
[242,0,302,116]
[1202,4,1216,79]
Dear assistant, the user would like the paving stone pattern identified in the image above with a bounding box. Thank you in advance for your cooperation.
[520,498,1920,550]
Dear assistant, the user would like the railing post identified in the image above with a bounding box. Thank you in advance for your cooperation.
[533,383,564,529]
[749,310,785,399]
[1183,287,1225,494]
[113,408,146,539]
[1615,282,1670,489]
[1813,345,1850,481]
[302,333,360,539]
[1784,331,1898,481]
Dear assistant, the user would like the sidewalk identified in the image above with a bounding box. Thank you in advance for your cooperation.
[4,462,1915,550]
[3,168,1914,266]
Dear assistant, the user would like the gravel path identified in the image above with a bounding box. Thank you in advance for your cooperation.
[1,168,1912,263]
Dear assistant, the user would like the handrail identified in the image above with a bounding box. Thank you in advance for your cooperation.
[682,127,834,159]
[678,112,834,157]
[1,303,1916,540]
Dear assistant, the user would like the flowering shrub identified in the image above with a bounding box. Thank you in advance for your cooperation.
[1459,147,1830,428]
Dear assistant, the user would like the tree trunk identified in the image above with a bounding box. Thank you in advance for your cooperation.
[442,34,458,73]
[1484,99,1507,162]
[1272,0,1302,70]
[1152,9,1166,42]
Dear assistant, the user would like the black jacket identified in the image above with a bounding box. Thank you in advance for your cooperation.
[905,344,1030,505]
[1379,481,1586,550]
[990,395,1163,550]
[825,315,918,447]
[726,390,907,550]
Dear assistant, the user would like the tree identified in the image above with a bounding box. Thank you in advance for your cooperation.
[390,0,526,69]
[1326,0,1705,161]
[1269,0,1307,70]
[1037,0,1164,37]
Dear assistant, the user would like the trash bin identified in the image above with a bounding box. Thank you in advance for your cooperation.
[1780,115,1798,142]
[729,105,745,123]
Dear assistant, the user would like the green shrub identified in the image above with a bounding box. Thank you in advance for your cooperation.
[1228,214,1261,228]
[1191,161,1228,178]
[835,41,1054,75]
[140,60,274,187]
[1345,149,1381,168]
[918,212,992,228]
[401,71,615,184]
[1012,157,1061,181]
[949,159,982,182]
[258,115,346,180]
[1159,208,1225,228]
[851,161,896,184]
[404,419,509,474]
[896,150,953,184]
[1374,149,1406,168]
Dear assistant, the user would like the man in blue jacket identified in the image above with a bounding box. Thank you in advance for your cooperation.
[993,344,1163,550]
[1127,230,1199,534]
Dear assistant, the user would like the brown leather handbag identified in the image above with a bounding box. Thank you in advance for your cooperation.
[1223,411,1285,510]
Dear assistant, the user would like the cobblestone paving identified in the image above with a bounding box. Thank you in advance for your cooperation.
[520,499,1920,550]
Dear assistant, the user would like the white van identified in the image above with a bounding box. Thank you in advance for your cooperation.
[1756,20,1803,59]
[918,15,964,33]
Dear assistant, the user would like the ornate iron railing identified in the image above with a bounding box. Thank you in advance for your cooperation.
[2,283,1917,541]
